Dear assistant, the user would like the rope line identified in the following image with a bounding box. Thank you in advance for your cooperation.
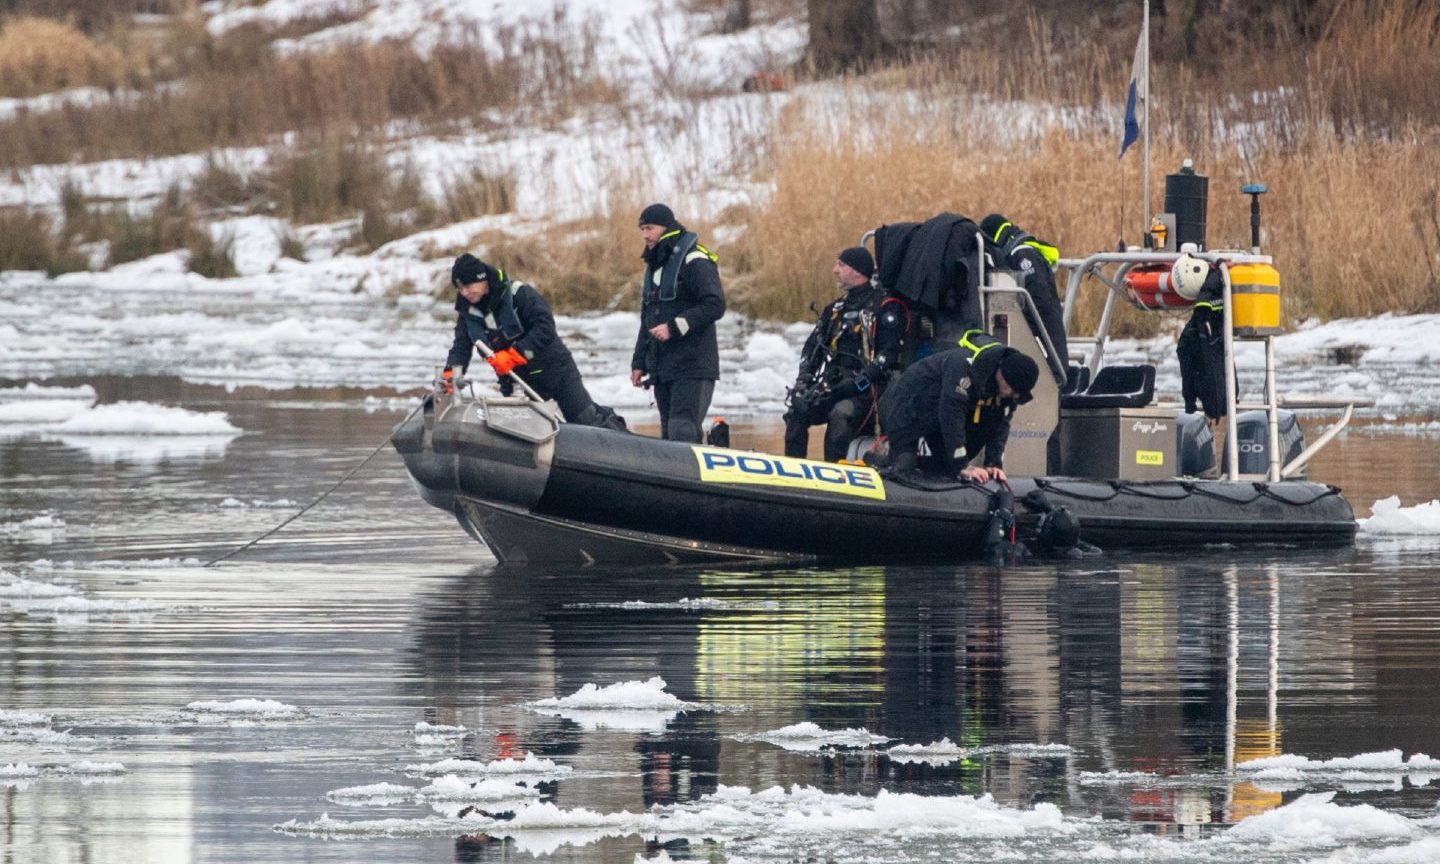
[203,400,424,567]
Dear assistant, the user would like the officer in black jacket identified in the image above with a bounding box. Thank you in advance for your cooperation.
[784,246,890,462]
[629,204,727,442]
[878,333,1039,481]
[445,253,625,430]
[979,214,1068,368]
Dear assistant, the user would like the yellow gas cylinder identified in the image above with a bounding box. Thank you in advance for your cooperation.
[1228,262,1282,336]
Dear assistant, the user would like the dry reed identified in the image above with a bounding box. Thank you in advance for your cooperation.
[0,17,124,97]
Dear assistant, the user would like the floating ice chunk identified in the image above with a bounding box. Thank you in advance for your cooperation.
[418,776,541,803]
[887,737,970,764]
[642,784,1069,840]
[327,782,417,804]
[1238,749,1440,775]
[531,677,698,711]
[65,761,126,775]
[1360,497,1440,535]
[1224,791,1420,844]
[403,752,572,779]
[528,677,702,733]
[734,722,890,752]
[53,402,240,436]
[0,710,51,727]
[0,576,77,597]
[0,763,39,778]
[186,699,304,720]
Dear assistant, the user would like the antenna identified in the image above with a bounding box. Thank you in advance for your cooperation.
[1242,183,1268,254]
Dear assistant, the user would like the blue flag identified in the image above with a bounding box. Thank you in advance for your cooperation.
[1120,25,1146,158]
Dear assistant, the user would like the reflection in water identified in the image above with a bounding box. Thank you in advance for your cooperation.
[405,548,1421,850]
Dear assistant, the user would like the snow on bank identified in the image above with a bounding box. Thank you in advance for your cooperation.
[207,0,807,101]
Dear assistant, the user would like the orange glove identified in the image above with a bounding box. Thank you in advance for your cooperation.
[440,367,455,394]
[486,347,527,377]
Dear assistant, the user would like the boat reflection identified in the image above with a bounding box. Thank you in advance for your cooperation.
[410,549,1369,850]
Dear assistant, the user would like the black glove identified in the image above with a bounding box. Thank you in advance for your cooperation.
[498,377,515,397]
[787,391,812,420]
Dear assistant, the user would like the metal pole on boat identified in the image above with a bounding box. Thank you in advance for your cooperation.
[1221,262,1240,478]
[472,341,545,404]
[1142,0,1151,240]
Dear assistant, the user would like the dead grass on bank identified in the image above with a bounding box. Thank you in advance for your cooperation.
[0,17,125,97]
[0,18,624,169]
[732,116,1440,330]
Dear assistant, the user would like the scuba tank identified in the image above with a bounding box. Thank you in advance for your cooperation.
[982,485,1017,564]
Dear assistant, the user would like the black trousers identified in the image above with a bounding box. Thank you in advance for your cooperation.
[655,378,715,443]
[783,395,872,462]
[517,361,626,430]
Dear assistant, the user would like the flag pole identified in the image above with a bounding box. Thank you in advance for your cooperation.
[1141,0,1150,241]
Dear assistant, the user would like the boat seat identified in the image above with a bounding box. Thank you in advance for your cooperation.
[1062,364,1090,395]
[1060,364,1155,409]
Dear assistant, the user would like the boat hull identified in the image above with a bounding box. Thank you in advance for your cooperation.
[393,395,1357,564]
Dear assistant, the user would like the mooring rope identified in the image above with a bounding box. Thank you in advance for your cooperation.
[202,400,424,568]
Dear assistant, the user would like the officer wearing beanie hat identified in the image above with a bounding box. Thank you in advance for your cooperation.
[632,203,727,443]
[442,252,626,431]
[783,244,895,462]
[878,335,1039,484]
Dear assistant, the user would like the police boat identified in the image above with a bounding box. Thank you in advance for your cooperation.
[393,172,1361,564]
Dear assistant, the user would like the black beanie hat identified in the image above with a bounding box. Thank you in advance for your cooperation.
[998,348,1040,398]
[638,203,681,231]
[980,213,1016,246]
[451,253,488,288]
[837,246,874,279]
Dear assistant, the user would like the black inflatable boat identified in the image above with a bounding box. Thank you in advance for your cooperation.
[391,391,1356,565]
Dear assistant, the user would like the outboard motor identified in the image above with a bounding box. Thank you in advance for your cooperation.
[1235,409,1305,476]
[1176,412,1217,477]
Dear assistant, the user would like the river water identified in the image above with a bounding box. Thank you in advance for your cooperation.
[4,381,1440,863]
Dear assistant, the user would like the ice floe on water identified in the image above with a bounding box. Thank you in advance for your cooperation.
[184,699,306,723]
[734,722,890,752]
[218,497,299,509]
[403,752,572,780]
[412,721,468,751]
[277,782,1440,861]
[0,514,66,542]
[565,597,782,611]
[0,394,243,463]
[885,738,1073,765]
[1360,497,1440,536]
[1223,792,1421,846]
[1236,750,1440,791]
[0,567,180,623]
[327,776,541,809]
[529,677,700,733]
[0,761,127,788]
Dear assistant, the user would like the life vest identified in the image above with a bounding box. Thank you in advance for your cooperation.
[464,270,526,347]
[642,230,717,304]
[989,220,1060,267]
[957,329,1014,425]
